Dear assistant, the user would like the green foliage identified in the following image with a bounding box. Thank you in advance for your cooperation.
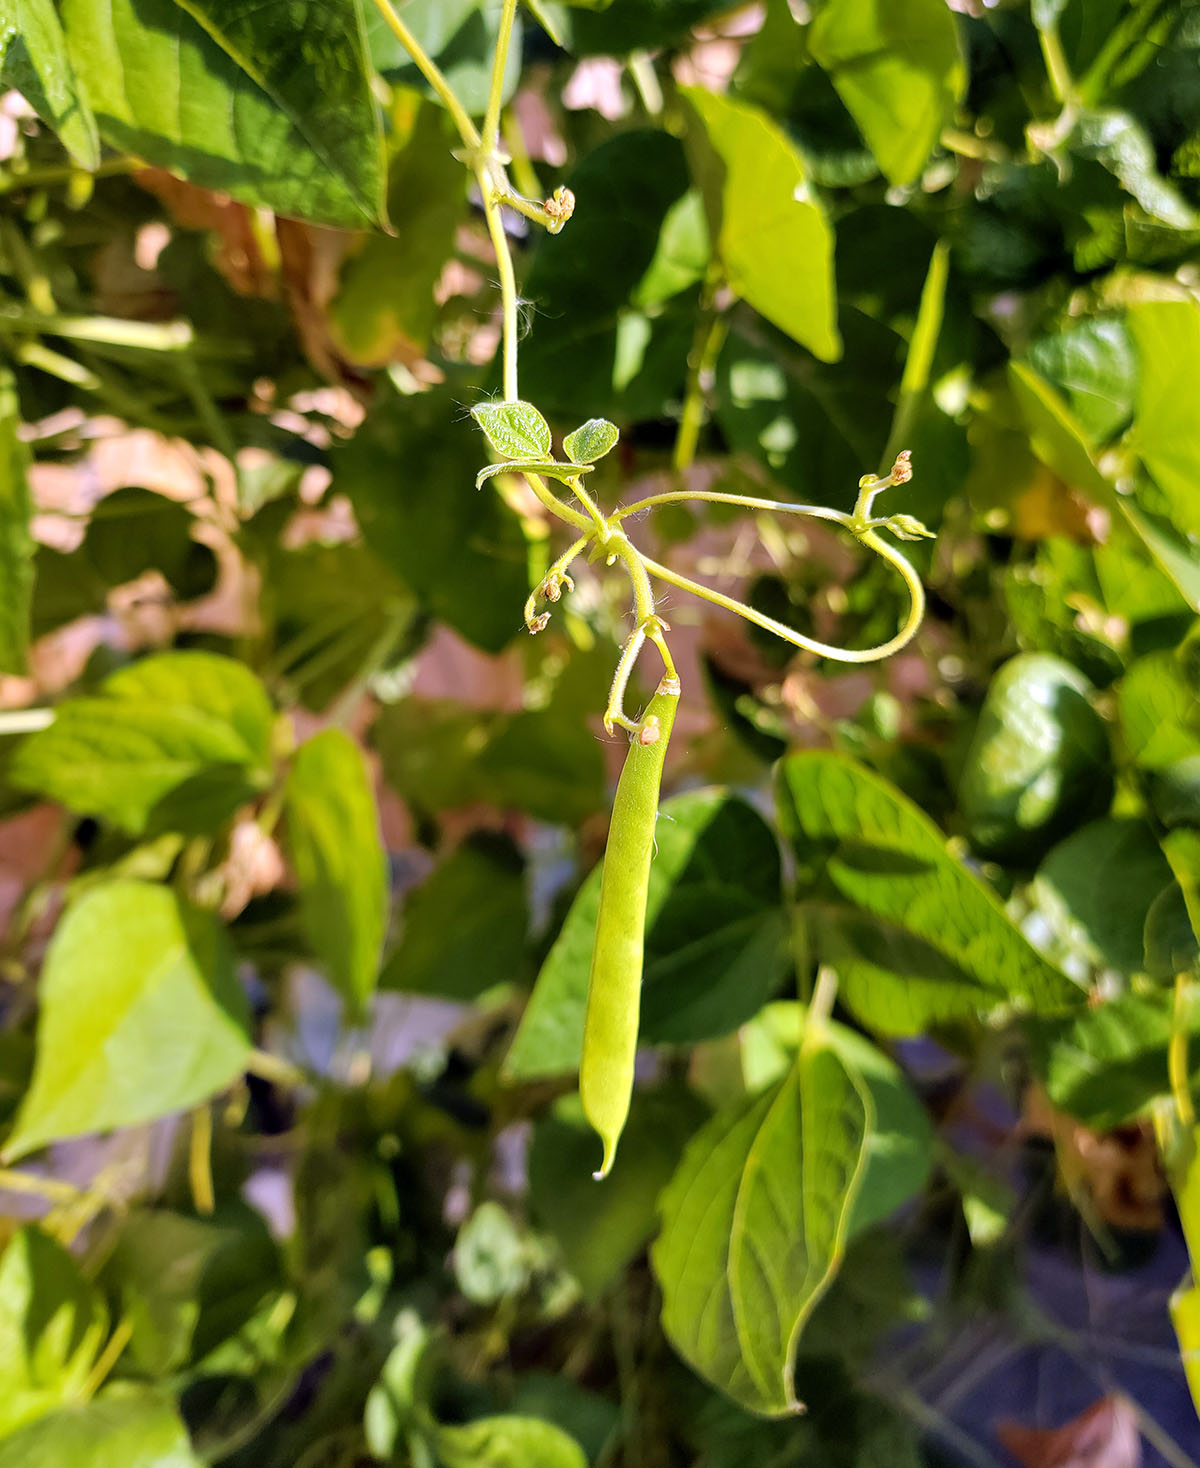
[3,0,1200,1460]
[5,881,251,1159]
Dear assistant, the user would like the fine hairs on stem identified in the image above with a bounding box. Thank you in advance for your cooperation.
[367,0,934,715]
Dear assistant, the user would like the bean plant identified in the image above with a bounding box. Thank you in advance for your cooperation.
[2,2,1200,1466]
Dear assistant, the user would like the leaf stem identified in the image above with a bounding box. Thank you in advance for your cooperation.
[673,267,728,473]
[188,1103,216,1216]
[1171,973,1196,1130]
[0,708,54,735]
[0,1166,82,1203]
[80,1317,134,1403]
[483,0,520,155]
[366,0,481,152]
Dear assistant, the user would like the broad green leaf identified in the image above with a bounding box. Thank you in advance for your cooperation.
[563,419,619,465]
[373,699,605,826]
[808,0,964,188]
[683,87,839,362]
[653,1033,872,1416]
[1144,882,1200,981]
[1030,988,1200,1129]
[631,188,711,308]
[471,401,554,462]
[434,1415,587,1468]
[62,0,385,228]
[1129,300,1200,541]
[381,834,528,999]
[10,651,276,835]
[4,881,251,1159]
[330,97,465,364]
[334,387,528,654]
[1034,818,1173,974]
[285,728,387,1015]
[1119,650,1200,770]
[1,0,99,167]
[737,1004,934,1236]
[1025,317,1136,444]
[957,652,1112,863]
[778,752,1079,1036]
[0,371,33,676]
[102,1207,283,1377]
[1165,828,1200,944]
[0,1388,202,1468]
[528,1088,708,1298]
[0,1227,107,1438]
[505,790,788,1080]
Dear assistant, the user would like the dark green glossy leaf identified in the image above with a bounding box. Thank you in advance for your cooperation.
[778,751,1079,1035]
[529,1087,708,1298]
[1034,818,1174,974]
[1,0,99,167]
[683,87,839,361]
[504,790,788,1080]
[285,728,387,1015]
[62,0,385,227]
[380,833,528,999]
[566,0,728,54]
[957,652,1113,863]
[1025,317,1136,444]
[334,387,528,654]
[4,881,252,1159]
[808,0,964,188]
[1120,649,1200,770]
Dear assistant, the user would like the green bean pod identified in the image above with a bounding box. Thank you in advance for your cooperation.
[581,674,680,1178]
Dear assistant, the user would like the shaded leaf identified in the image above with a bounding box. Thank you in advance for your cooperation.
[1129,300,1200,541]
[285,728,387,1015]
[380,834,528,1000]
[529,1087,708,1298]
[505,790,788,1080]
[1119,649,1200,770]
[1,0,99,168]
[4,881,251,1159]
[1033,818,1173,974]
[0,1227,107,1437]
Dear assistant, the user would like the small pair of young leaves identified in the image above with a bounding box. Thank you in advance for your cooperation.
[652,1016,932,1417]
[471,400,620,491]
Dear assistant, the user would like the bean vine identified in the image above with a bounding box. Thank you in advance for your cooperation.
[369,0,933,1174]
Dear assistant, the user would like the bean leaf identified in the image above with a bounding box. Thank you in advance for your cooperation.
[285,728,388,1016]
[471,401,554,461]
[653,1031,871,1416]
[4,882,252,1160]
[2,0,100,168]
[564,418,620,465]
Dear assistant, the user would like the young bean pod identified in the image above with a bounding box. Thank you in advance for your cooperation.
[580,673,680,1178]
